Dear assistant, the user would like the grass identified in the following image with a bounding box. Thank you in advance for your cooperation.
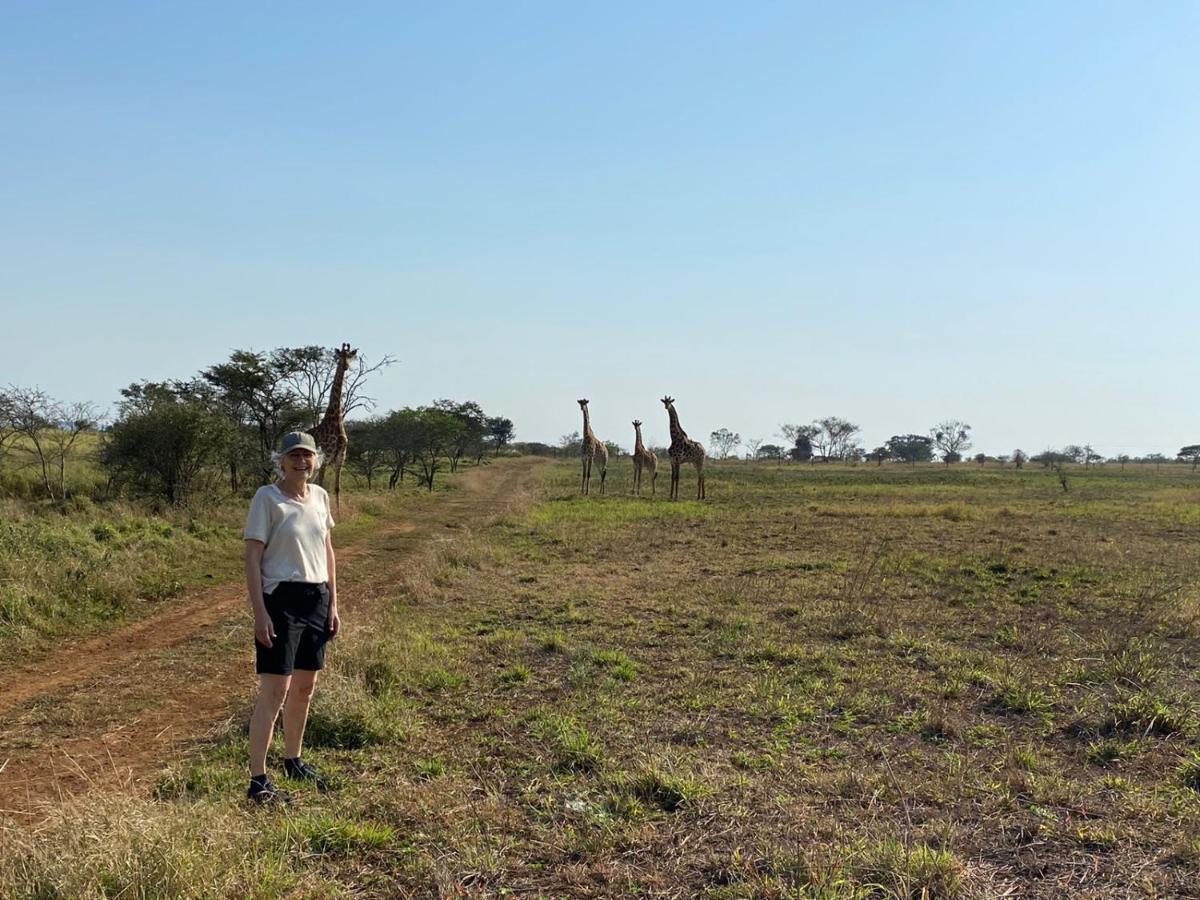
[5,458,1200,896]
[0,453,456,661]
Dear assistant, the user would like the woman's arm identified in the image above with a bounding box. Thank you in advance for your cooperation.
[326,531,340,637]
[245,540,274,647]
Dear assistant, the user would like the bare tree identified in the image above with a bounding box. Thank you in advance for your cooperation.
[5,386,97,500]
[931,420,972,464]
[274,345,398,423]
[709,428,741,460]
[1012,449,1027,469]
[813,417,861,461]
[743,437,764,460]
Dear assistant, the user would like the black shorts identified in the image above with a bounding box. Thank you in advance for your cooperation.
[255,582,332,675]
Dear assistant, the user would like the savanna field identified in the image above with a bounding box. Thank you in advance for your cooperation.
[3,458,1200,898]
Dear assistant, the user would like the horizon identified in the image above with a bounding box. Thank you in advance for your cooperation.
[4,3,1198,459]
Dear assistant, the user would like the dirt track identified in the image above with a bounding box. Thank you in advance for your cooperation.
[0,460,544,818]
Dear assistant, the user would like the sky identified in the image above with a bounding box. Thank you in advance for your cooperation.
[3,2,1198,457]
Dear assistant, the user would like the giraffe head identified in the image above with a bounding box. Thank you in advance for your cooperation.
[336,343,358,366]
[661,396,675,409]
[577,399,589,409]
[632,420,642,428]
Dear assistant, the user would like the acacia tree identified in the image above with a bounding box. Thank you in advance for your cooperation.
[345,418,389,489]
[1178,445,1200,471]
[413,407,463,491]
[487,416,515,455]
[779,423,818,462]
[433,399,488,470]
[813,417,861,461]
[931,420,971,464]
[1012,449,1028,469]
[5,386,98,500]
[709,428,741,460]
[274,345,397,424]
[202,350,307,481]
[885,434,934,465]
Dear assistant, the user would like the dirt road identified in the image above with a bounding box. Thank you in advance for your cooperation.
[0,459,544,817]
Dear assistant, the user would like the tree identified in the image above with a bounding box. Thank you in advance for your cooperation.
[487,417,515,456]
[709,428,741,460]
[5,386,98,501]
[1031,449,1069,468]
[412,407,462,491]
[931,420,971,464]
[345,418,390,489]
[1083,445,1102,468]
[1178,445,1200,471]
[867,446,888,466]
[374,407,424,489]
[433,399,488,470]
[780,423,818,462]
[756,444,785,461]
[811,417,861,461]
[1012,449,1027,469]
[559,431,582,458]
[202,350,308,482]
[743,438,764,460]
[885,434,934,465]
[103,392,232,505]
[973,453,988,466]
[273,345,397,424]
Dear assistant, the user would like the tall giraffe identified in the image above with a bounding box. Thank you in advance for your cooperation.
[661,396,706,500]
[308,342,357,512]
[631,419,657,497]
[577,399,608,496]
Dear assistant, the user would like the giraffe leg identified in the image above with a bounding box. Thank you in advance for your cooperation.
[671,461,680,501]
[651,469,657,496]
[581,458,589,495]
[599,463,606,495]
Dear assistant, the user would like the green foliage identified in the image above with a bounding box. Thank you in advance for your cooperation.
[104,388,234,505]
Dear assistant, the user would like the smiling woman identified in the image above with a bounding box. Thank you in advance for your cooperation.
[243,430,340,805]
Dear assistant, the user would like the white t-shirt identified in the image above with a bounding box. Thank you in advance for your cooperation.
[244,483,335,595]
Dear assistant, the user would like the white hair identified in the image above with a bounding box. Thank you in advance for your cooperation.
[270,447,326,479]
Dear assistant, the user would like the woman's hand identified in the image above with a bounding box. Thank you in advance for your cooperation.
[254,610,276,648]
[328,605,341,638]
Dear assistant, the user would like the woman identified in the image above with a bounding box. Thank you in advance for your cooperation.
[243,430,341,804]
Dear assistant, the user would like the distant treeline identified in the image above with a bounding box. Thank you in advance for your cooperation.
[0,346,515,506]
[551,416,1199,471]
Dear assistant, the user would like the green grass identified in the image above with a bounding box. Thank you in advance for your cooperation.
[6,458,1200,897]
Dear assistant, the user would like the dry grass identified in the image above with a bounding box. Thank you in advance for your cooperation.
[4,459,1200,897]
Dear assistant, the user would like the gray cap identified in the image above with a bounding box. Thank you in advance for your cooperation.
[280,431,318,454]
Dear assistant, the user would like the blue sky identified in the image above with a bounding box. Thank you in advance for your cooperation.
[3,3,1197,456]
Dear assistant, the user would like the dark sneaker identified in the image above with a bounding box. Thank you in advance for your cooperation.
[247,775,292,805]
[283,757,328,790]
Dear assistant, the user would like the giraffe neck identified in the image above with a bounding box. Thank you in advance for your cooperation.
[634,424,646,452]
[320,356,350,426]
[666,405,687,443]
[581,406,594,441]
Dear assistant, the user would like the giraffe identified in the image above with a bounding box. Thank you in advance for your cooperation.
[307,342,357,512]
[661,396,706,500]
[631,419,658,497]
[577,399,608,496]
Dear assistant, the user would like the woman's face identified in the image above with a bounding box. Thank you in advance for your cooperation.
[282,448,316,479]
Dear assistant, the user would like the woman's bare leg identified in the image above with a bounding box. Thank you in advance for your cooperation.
[282,669,319,759]
[249,673,291,775]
